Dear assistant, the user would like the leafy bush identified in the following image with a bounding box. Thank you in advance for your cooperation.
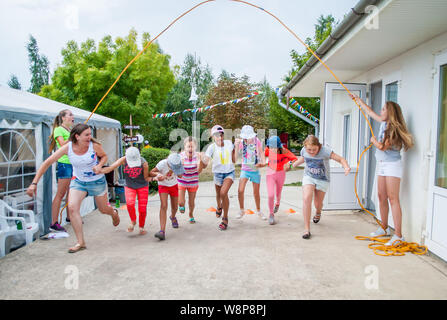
[141,147,171,193]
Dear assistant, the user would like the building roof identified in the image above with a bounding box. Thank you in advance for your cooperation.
[0,85,121,129]
[283,0,447,97]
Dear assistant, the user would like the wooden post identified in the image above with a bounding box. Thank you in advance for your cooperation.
[130,114,133,137]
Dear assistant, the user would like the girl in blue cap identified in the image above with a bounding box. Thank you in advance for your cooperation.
[264,135,298,225]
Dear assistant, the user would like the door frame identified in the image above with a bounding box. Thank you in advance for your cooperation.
[323,82,367,210]
[425,50,447,261]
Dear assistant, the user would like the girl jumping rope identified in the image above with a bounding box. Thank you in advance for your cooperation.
[100,147,155,235]
[292,135,350,239]
[264,136,297,225]
[178,137,202,224]
[234,125,266,220]
[350,94,414,246]
[201,125,236,231]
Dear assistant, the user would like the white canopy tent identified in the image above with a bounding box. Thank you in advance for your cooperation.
[0,86,122,241]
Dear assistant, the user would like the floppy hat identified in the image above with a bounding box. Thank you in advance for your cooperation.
[240,125,256,139]
[167,153,185,176]
[125,147,141,167]
[211,125,224,136]
[267,136,283,148]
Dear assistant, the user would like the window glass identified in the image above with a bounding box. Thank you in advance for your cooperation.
[436,65,447,188]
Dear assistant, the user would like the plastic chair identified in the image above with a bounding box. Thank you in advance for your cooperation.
[0,199,39,258]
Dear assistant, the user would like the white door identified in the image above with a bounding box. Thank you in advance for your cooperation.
[323,83,367,210]
[425,51,447,261]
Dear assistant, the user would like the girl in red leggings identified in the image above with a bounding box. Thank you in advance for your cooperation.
[101,147,155,235]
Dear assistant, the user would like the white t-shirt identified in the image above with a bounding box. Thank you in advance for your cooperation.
[156,159,178,187]
[205,140,235,174]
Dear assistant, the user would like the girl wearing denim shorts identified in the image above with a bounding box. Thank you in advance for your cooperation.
[48,109,74,232]
[27,123,120,253]
[293,135,350,239]
[234,125,266,220]
[201,125,236,231]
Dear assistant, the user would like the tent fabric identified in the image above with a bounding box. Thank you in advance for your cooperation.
[0,86,120,129]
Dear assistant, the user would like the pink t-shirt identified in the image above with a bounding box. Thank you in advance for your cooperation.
[239,137,262,172]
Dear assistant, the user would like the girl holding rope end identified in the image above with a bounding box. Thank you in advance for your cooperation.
[27,123,120,253]
[350,94,414,246]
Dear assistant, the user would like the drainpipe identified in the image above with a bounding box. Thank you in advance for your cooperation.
[276,90,319,136]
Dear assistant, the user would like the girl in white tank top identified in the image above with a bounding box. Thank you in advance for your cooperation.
[68,141,104,182]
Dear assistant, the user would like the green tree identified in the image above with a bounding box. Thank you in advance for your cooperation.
[203,72,269,131]
[143,53,214,149]
[7,74,22,90]
[27,35,50,93]
[39,29,175,126]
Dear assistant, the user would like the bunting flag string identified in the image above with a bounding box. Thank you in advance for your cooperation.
[151,91,260,118]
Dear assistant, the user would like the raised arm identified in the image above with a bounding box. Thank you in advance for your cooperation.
[350,93,382,122]
[27,144,69,196]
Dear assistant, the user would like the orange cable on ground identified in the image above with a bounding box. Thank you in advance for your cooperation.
[82,0,426,255]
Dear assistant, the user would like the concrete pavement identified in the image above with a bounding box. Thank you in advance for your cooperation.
[1,169,447,299]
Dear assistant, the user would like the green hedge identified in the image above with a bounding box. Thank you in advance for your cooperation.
[141,147,171,193]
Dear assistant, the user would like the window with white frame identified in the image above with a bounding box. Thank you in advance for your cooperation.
[0,129,37,211]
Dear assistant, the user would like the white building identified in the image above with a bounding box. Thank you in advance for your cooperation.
[281,0,447,261]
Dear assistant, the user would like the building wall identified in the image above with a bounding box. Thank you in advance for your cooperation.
[344,31,447,243]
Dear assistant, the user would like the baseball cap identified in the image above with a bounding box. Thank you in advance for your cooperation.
[125,147,141,168]
[267,136,283,149]
[167,153,185,176]
[211,125,224,136]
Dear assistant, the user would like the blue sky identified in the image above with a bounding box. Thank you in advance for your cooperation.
[0,0,359,89]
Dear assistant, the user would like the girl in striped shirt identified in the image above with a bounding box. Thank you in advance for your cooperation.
[178,137,202,223]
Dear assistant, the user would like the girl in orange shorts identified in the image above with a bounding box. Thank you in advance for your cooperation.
[178,137,202,224]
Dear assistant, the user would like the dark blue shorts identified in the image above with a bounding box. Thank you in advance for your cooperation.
[56,162,73,180]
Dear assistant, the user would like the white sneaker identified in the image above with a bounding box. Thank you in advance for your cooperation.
[257,211,267,220]
[369,227,391,237]
[385,235,405,246]
[236,209,245,219]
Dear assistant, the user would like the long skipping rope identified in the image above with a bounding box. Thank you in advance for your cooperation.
[78,0,426,256]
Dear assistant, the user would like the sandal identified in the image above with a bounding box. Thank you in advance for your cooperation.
[216,207,223,218]
[302,231,311,240]
[313,212,322,224]
[112,209,120,227]
[189,217,196,224]
[170,216,179,228]
[68,243,86,253]
[179,206,185,214]
[219,217,228,231]
[127,221,136,232]
[139,227,147,235]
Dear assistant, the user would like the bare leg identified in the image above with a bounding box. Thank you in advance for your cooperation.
[178,189,186,212]
[302,184,315,232]
[95,192,119,226]
[377,176,389,228]
[238,178,249,210]
[220,178,234,221]
[386,176,402,237]
[170,195,178,219]
[159,193,169,232]
[67,189,87,248]
[51,178,71,224]
[188,191,197,218]
[253,182,261,212]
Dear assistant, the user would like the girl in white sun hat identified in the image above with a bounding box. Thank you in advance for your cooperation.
[234,125,266,220]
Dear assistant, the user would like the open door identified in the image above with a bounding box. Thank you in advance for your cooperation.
[425,51,447,261]
[322,83,367,210]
